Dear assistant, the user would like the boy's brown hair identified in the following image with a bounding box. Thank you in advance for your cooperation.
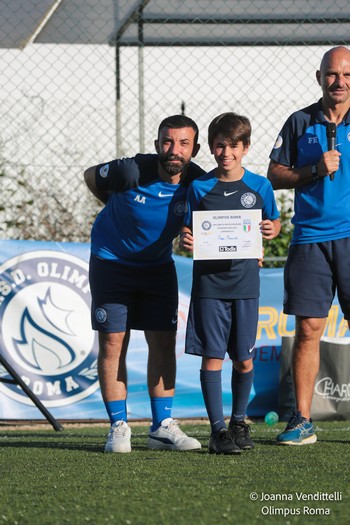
[208,112,251,151]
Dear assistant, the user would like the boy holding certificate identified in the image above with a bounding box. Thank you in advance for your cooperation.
[180,112,280,454]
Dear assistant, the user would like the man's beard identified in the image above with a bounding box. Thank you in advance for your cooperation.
[158,154,188,175]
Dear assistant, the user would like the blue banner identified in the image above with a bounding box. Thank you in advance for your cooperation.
[0,240,348,420]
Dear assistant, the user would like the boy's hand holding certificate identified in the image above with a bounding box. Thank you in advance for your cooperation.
[192,209,263,260]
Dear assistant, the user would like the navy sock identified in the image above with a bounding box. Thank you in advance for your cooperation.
[200,369,225,434]
[150,397,173,431]
[230,368,254,425]
[105,399,127,425]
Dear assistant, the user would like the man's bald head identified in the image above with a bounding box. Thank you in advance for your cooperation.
[316,46,350,110]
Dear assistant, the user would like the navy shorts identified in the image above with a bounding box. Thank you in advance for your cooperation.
[284,239,350,319]
[185,297,258,361]
[89,254,178,332]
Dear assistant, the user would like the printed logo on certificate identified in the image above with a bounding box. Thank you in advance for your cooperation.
[192,209,263,260]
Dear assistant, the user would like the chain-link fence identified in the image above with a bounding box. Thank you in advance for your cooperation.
[1,0,349,242]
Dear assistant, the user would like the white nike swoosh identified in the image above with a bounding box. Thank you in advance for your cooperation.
[111,411,124,416]
[224,190,239,197]
[158,191,173,198]
[248,346,255,353]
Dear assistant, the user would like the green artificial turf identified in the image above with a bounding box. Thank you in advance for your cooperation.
[0,421,349,525]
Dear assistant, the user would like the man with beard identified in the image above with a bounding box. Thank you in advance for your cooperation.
[84,115,203,453]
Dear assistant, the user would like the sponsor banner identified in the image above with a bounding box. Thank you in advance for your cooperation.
[0,240,348,420]
[279,336,350,421]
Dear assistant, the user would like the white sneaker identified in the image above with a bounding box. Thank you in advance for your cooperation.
[104,421,131,453]
[147,418,201,451]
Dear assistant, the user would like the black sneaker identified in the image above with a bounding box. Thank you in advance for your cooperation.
[229,421,255,450]
[208,428,242,455]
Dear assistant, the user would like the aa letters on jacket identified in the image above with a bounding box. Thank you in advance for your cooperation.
[193,209,263,260]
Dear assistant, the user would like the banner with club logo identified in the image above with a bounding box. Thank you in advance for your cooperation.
[0,240,349,421]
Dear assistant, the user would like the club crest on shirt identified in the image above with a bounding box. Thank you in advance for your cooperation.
[0,251,99,407]
[273,135,283,149]
[241,192,257,208]
[99,164,109,178]
[174,201,186,216]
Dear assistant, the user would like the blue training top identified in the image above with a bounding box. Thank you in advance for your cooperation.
[269,99,350,244]
[184,168,279,299]
[90,154,204,266]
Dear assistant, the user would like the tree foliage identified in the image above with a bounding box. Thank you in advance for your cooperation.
[263,192,293,267]
[0,165,99,242]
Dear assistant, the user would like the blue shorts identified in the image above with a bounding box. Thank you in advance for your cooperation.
[185,297,258,361]
[284,239,350,319]
[89,254,178,332]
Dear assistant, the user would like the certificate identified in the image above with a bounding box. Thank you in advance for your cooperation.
[192,209,262,260]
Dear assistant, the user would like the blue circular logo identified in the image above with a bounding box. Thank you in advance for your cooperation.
[201,220,212,231]
[95,307,107,323]
[0,251,99,407]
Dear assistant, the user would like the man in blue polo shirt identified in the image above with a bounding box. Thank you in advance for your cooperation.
[268,46,350,445]
[84,115,203,453]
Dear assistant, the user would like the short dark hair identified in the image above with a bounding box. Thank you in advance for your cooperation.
[208,112,251,150]
[158,115,199,144]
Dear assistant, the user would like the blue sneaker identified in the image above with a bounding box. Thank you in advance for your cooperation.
[276,411,317,445]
